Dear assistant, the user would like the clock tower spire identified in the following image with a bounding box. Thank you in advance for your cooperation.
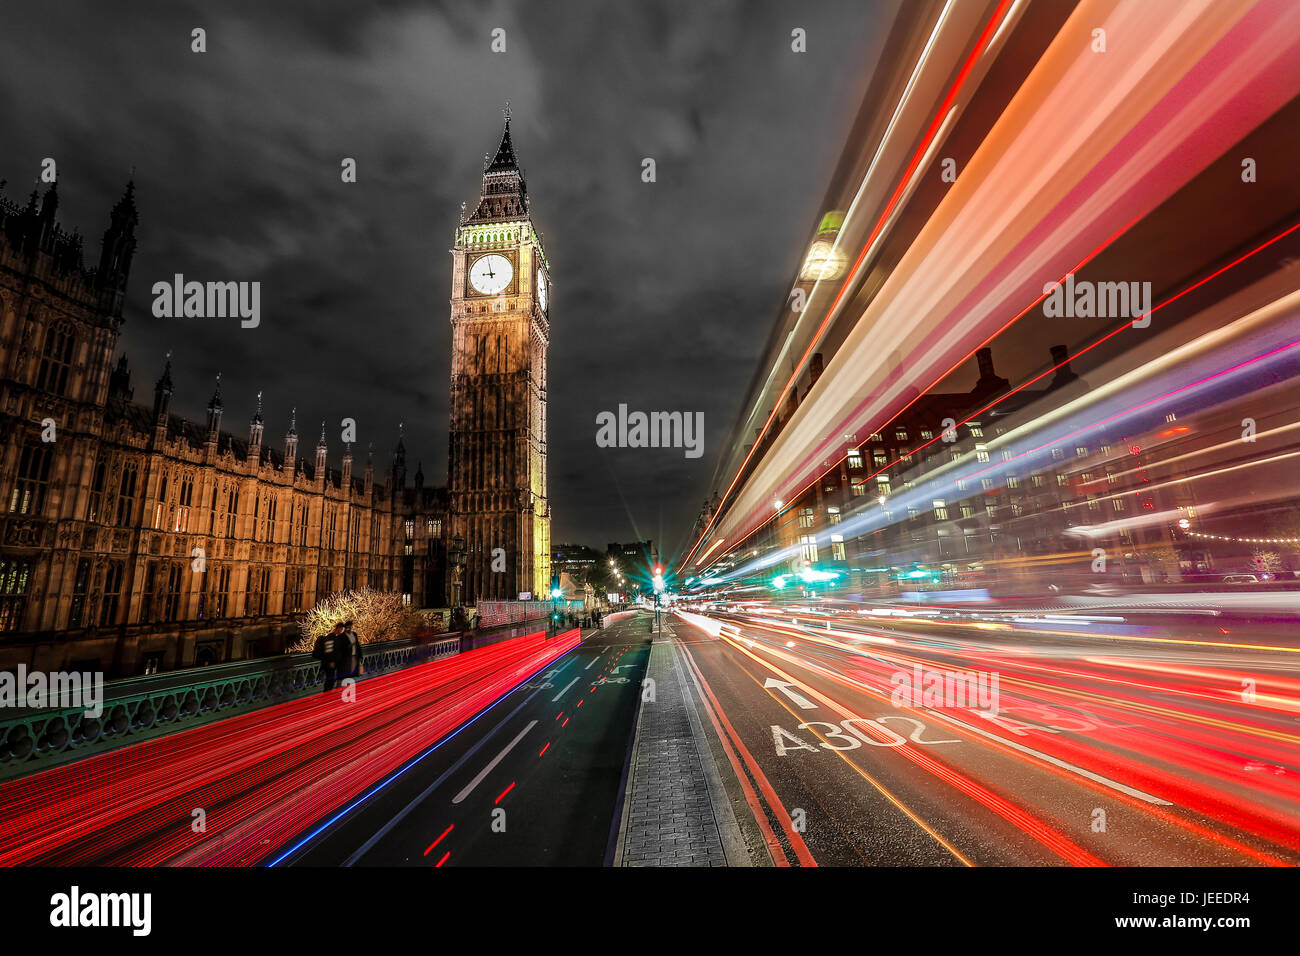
[465,106,528,223]
[447,108,551,604]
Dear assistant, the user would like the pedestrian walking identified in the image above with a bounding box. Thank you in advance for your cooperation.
[337,619,365,684]
[314,622,344,693]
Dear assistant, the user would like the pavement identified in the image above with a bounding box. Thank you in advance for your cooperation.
[612,617,753,866]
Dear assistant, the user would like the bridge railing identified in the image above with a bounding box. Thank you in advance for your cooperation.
[475,600,553,627]
[0,632,461,781]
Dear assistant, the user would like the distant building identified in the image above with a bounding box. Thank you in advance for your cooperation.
[606,541,652,568]
[746,346,1200,596]
[0,179,449,676]
[552,543,601,582]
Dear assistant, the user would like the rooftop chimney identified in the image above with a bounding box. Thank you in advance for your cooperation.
[971,347,1009,396]
[1048,344,1080,389]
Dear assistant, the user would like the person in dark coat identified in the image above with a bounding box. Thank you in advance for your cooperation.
[314,622,345,693]
[336,620,365,684]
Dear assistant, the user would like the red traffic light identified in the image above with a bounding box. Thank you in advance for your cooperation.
[654,565,663,576]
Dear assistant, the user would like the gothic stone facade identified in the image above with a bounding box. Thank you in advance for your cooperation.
[447,115,551,602]
[0,180,449,677]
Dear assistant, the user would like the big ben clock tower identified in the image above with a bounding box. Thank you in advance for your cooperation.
[448,108,551,603]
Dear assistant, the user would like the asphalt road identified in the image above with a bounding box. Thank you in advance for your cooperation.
[8,606,1290,869]
[670,608,1300,866]
[281,617,651,866]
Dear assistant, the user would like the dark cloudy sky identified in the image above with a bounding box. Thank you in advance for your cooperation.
[0,0,896,558]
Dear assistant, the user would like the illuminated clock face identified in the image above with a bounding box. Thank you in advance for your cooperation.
[469,254,513,295]
[536,269,548,311]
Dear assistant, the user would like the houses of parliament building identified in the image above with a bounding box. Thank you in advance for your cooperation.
[0,114,551,677]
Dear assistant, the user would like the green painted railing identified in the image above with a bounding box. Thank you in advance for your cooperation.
[0,633,461,781]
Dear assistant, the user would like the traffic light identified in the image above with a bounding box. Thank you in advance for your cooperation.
[654,565,663,576]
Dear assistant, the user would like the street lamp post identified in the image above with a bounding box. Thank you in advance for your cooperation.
[449,534,467,626]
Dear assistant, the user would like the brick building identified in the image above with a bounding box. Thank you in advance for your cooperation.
[0,179,449,676]
[741,346,1200,597]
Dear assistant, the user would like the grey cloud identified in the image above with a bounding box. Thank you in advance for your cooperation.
[0,0,893,556]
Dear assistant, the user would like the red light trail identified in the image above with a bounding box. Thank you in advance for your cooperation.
[0,630,581,866]
[689,0,1017,562]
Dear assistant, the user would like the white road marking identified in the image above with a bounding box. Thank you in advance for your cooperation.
[934,711,1174,805]
[551,676,581,702]
[764,677,817,710]
[452,720,537,804]
[584,650,607,671]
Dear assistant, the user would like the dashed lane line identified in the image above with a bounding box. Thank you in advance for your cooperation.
[452,720,537,805]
